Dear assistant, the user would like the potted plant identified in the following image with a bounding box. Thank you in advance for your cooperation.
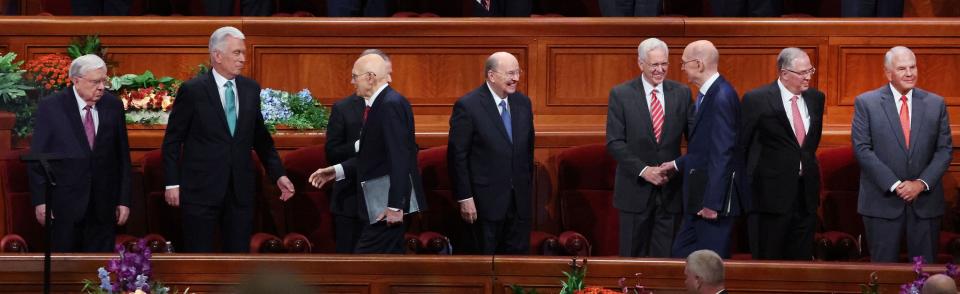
[0,52,35,145]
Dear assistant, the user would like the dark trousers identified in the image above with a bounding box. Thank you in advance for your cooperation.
[334,214,365,253]
[841,0,903,17]
[599,0,661,16]
[476,191,531,255]
[71,0,130,15]
[355,220,406,254]
[327,0,392,17]
[473,0,532,17]
[51,199,114,252]
[749,179,817,260]
[181,180,254,253]
[863,207,940,263]
[618,191,679,257]
[710,0,782,16]
[203,0,272,16]
[672,214,734,259]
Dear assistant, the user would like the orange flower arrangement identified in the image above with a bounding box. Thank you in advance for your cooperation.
[24,54,72,91]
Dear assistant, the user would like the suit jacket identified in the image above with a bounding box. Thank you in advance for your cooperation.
[341,85,426,213]
[739,81,824,214]
[325,94,365,217]
[448,83,535,222]
[676,75,742,216]
[605,77,691,214]
[852,86,952,219]
[28,88,131,222]
[162,71,286,206]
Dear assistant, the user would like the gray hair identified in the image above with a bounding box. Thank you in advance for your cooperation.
[884,46,915,70]
[68,54,106,78]
[638,38,668,63]
[777,47,808,71]
[484,55,498,77]
[209,26,246,54]
[361,49,391,62]
[686,249,724,286]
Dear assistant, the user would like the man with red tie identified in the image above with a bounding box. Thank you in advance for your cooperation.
[739,48,825,260]
[606,38,691,257]
[852,46,952,263]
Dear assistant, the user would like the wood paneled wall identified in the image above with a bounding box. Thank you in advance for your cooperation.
[0,254,932,293]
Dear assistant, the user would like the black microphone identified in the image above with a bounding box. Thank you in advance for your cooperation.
[20,153,70,187]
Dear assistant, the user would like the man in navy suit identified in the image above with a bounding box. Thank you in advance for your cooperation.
[852,46,952,263]
[28,54,131,252]
[447,52,535,254]
[310,53,426,254]
[665,40,742,259]
[325,49,392,253]
[162,26,295,253]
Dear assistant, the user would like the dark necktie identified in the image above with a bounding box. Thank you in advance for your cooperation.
[499,100,512,143]
[695,92,705,114]
[83,105,95,149]
[363,105,370,124]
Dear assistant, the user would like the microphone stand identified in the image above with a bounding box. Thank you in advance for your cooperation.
[21,153,67,294]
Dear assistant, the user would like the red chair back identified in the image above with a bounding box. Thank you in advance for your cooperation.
[556,143,618,256]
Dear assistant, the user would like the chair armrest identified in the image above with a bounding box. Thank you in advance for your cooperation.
[1,234,28,253]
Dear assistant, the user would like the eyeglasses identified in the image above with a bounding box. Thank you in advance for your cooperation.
[351,72,375,81]
[783,67,816,77]
[644,62,669,69]
[680,58,701,68]
[78,76,110,86]
[492,69,523,78]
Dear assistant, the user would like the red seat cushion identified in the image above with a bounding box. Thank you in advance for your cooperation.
[282,145,334,253]
[556,144,618,256]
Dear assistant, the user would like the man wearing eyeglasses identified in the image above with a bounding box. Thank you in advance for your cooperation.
[606,38,691,258]
[739,48,824,260]
[853,46,951,263]
[28,54,132,252]
[447,52,535,254]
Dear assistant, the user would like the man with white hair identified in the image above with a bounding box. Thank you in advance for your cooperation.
[852,46,952,263]
[28,54,132,252]
[162,26,295,253]
[684,249,727,294]
[606,38,691,257]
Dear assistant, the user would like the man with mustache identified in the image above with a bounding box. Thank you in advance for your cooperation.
[852,46,952,263]
[606,38,691,257]
[739,48,825,260]
[448,52,535,254]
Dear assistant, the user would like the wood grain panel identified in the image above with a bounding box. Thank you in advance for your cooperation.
[717,46,820,99]
[839,46,960,106]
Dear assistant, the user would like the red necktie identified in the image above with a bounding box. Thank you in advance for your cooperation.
[650,89,664,143]
[363,105,370,124]
[483,0,491,11]
[790,96,806,146]
[83,105,95,149]
[900,95,910,148]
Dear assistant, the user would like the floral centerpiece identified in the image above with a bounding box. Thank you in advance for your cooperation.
[23,53,72,94]
[81,239,186,294]
[110,70,180,125]
[512,257,651,294]
[0,52,35,138]
[260,88,329,133]
[860,256,960,294]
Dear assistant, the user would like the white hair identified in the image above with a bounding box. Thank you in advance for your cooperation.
[777,47,808,71]
[68,54,106,78]
[638,38,668,63]
[686,249,724,286]
[209,26,246,54]
[884,46,915,70]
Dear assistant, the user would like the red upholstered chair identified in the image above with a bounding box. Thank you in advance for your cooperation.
[1,234,28,253]
[280,145,335,253]
[817,146,866,260]
[1,149,43,252]
[250,232,284,253]
[556,143,616,256]
[282,233,312,253]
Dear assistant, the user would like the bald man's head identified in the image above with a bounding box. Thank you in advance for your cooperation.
[352,54,388,98]
[680,40,720,86]
[922,274,957,294]
[485,52,521,98]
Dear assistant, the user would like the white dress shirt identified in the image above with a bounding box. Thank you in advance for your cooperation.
[74,87,99,132]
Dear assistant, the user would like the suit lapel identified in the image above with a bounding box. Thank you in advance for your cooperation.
[632,78,657,146]
[62,88,92,152]
[767,82,800,148]
[879,87,909,154]
[202,72,231,138]
[235,77,250,140]
[909,89,928,157]
[359,85,390,151]
[691,76,724,136]
[478,85,512,144]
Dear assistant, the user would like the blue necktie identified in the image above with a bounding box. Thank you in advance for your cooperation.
[695,92,705,114]
[224,81,237,136]
[499,100,513,143]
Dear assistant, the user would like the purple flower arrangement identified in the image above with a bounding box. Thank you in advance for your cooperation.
[899,256,960,294]
[82,239,181,294]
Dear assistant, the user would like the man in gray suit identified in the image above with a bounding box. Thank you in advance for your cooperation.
[606,37,691,257]
[852,46,952,263]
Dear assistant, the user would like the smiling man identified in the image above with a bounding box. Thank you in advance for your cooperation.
[852,46,952,263]
[606,38,691,257]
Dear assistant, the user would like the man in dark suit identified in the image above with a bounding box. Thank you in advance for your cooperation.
[447,52,535,254]
[852,46,952,263]
[327,0,392,16]
[162,26,295,253]
[684,249,727,294]
[28,54,131,252]
[842,0,903,17]
[599,0,661,16]
[666,40,741,259]
[325,49,392,253]
[606,38,690,258]
[310,53,426,254]
[473,0,531,16]
[740,48,825,260]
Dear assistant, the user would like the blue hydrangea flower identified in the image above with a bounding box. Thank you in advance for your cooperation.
[97,267,111,290]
